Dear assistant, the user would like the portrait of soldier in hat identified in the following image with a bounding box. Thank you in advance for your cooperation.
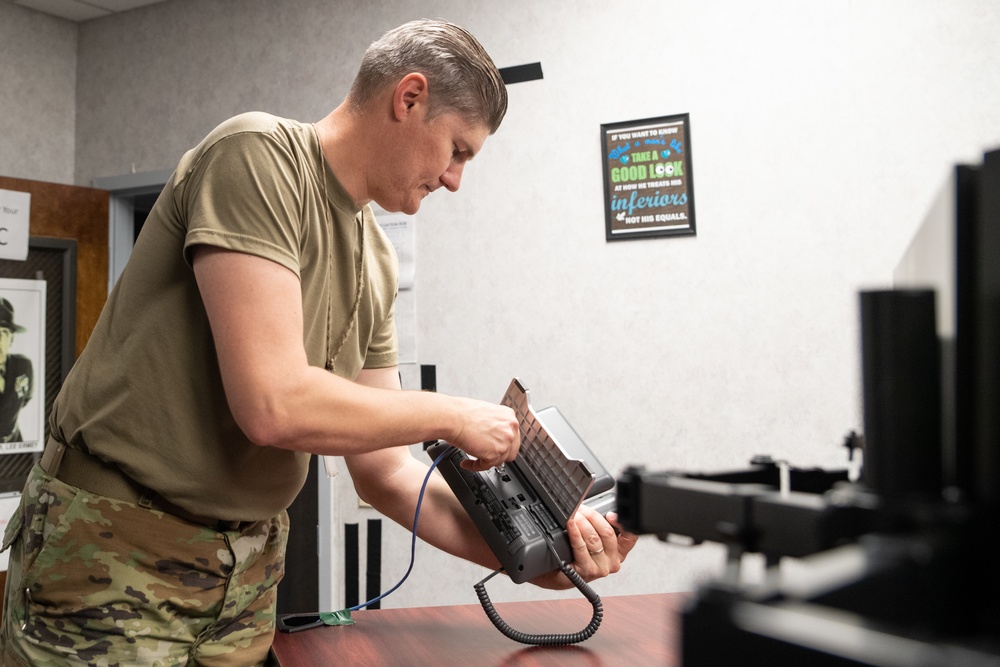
[0,297,33,443]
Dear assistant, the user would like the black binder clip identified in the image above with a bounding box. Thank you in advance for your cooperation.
[276,613,325,633]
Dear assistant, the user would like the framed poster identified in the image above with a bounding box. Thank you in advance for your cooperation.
[0,278,45,453]
[601,113,696,241]
[0,237,76,495]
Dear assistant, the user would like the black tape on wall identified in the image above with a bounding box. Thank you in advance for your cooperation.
[499,62,544,85]
[366,519,383,609]
[420,364,437,392]
[422,365,437,449]
[344,523,359,608]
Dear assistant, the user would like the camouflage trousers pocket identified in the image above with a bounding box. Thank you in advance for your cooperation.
[2,464,288,667]
[1,496,22,554]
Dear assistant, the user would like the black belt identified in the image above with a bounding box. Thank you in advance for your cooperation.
[39,438,247,532]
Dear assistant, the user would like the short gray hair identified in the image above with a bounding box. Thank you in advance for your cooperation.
[348,19,508,134]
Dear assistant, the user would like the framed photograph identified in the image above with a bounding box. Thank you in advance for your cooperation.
[601,113,696,241]
[0,278,45,453]
[0,237,77,495]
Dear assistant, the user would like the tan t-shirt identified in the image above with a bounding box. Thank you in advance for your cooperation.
[49,112,398,521]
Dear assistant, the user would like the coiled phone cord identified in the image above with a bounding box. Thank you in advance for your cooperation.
[473,543,604,645]
[393,444,603,644]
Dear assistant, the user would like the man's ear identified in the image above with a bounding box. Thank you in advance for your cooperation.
[392,73,429,121]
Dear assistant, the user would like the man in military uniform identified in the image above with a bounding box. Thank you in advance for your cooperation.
[0,20,636,667]
[0,297,33,444]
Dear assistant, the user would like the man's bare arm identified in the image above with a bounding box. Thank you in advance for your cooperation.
[346,367,640,589]
[191,245,518,468]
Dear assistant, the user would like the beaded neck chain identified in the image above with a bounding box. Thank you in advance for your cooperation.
[317,128,365,374]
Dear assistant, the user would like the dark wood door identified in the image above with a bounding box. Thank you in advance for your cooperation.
[0,175,109,355]
[0,175,109,618]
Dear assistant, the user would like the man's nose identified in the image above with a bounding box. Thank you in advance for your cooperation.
[440,162,465,192]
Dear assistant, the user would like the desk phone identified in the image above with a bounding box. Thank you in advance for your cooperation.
[427,378,615,583]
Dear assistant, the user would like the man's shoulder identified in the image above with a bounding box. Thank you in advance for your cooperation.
[7,354,31,371]
[202,112,306,147]
[6,354,32,375]
[177,112,315,180]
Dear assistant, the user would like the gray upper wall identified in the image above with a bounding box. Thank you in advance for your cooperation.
[0,4,77,184]
[74,0,379,186]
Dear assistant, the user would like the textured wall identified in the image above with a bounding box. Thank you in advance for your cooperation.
[32,0,1000,608]
[0,4,77,184]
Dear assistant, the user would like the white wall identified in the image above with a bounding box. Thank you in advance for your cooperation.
[9,0,1000,609]
[0,4,77,184]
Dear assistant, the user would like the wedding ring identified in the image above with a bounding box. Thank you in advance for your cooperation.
[589,548,604,555]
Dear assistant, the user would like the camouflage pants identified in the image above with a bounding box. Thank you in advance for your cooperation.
[0,463,288,666]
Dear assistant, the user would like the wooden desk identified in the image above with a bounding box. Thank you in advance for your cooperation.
[271,593,687,666]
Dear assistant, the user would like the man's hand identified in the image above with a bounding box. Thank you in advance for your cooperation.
[449,398,520,472]
[531,507,639,590]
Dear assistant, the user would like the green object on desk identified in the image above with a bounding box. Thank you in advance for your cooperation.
[320,610,355,626]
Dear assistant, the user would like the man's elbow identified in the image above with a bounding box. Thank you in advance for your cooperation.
[233,401,296,449]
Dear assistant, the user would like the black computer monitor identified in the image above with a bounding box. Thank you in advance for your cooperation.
[893,148,1000,507]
